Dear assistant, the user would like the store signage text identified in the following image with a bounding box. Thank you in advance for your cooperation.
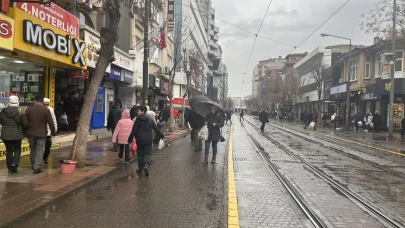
[17,2,79,37]
[112,52,133,71]
[23,20,86,66]
[83,30,101,68]
[70,70,89,79]
[0,14,14,51]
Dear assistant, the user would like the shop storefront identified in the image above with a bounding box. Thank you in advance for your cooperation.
[330,83,348,124]
[366,78,405,130]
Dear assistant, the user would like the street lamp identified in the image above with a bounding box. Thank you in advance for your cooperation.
[321,33,352,130]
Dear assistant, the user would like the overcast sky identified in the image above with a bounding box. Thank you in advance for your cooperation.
[211,0,381,97]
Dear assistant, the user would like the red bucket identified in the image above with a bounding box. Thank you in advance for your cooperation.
[60,160,77,174]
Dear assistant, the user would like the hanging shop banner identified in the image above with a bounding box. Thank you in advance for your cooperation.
[16,2,79,37]
[123,69,133,83]
[83,30,100,68]
[109,66,121,81]
[0,13,14,51]
[10,8,87,68]
[112,51,134,71]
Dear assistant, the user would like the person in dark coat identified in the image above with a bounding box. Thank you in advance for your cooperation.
[130,104,139,120]
[187,111,205,152]
[107,101,123,151]
[160,105,170,131]
[0,96,28,173]
[204,106,224,164]
[26,96,56,174]
[63,92,77,131]
[304,111,317,130]
[372,111,382,133]
[401,117,405,139]
[128,105,164,176]
[259,108,269,132]
[353,112,363,132]
[239,111,245,122]
[225,110,232,125]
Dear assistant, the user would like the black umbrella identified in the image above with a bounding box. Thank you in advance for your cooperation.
[189,96,224,118]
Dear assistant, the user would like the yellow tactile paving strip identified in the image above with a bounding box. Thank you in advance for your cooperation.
[228,124,240,228]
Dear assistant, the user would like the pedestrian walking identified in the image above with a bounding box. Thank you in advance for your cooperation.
[401,116,405,139]
[42,98,57,165]
[187,110,205,152]
[366,113,373,131]
[112,110,134,164]
[353,112,363,132]
[372,111,382,133]
[63,92,77,131]
[239,111,244,122]
[204,106,224,165]
[128,105,164,176]
[0,96,28,173]
[160,105,170,131]
[259,108,269,132]
[225,110,232,125]
[173,107,179,128]
[130,103,140,120]
[25,96,56,174]
[107,101,123,151]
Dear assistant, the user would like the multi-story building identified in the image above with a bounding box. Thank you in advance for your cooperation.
[230,97,246,109]
[252,56,286,97]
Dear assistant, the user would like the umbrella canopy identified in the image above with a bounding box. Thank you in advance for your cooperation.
[189,96,224,118]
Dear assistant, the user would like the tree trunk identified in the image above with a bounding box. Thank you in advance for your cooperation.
[181,90,186,127]
[70,0,120,168]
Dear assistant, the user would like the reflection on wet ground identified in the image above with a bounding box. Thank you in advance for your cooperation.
[253,119,405,223]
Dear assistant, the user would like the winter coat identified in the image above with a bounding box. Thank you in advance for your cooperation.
[372,113,382,125]
[161,108,170,121]
[312,112,318,122]
[130,105,138,120]
[205,112,224,142]
[401,117,405,128]
[226,111,232,119]
[128,113,164,145]
[240,112,244,117]
[0,107,28,140]
[354,114,363,123]
[107,107,123,129]
[25,103,56,138]
[259,111,269,123]
[187,111,205,129]
[173,108,179,119]
[46,106,58,136]
[63,96,77,116]
[112,110,134,144]
[146,106,157,125]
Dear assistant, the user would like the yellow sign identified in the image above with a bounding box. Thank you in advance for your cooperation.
[9,8,87,69]
[0,14,15,51]
[0,141,31,161]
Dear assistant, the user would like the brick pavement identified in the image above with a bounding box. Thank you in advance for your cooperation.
[232,122,310,228]
[3,127,225,228]
[0,129,189,227]
[243,120,386,228]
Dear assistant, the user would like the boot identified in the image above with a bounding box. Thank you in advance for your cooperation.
[211,156,216,164]
[203,155,208,165]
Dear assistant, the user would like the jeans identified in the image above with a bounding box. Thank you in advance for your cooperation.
[205,141,218,157]
[118,144,130,162]
[192,128,202,151]
[111,128,118,150]
[137,144,152,169]
[28,137,46,170]
[43,136,52,161]
[3,140,22,169]
[260,122,265,132]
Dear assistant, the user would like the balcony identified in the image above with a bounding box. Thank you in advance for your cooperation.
[208,49,220,58]
[209,18,215,26]
[213,35,219,41]
[208,30,214,36]
[214,26,219,34]
[210,8,215,16]
[209,40,218,49]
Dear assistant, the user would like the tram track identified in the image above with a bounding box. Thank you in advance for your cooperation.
[243,119,405,228]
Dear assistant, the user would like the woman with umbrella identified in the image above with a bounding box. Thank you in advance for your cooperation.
[204,106,224,164]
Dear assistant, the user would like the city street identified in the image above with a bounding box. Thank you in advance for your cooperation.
[2,116,405,227]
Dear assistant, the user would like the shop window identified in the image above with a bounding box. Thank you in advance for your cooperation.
[349,58,358,81]
[375,101,380,114]
[376,54,382,78]
[365,56,371,79]
[395,51,403,72]
[0,56,45,108]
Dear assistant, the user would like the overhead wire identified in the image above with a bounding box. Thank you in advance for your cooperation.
[290,0,351,54]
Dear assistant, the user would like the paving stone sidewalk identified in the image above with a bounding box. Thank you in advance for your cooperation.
[0,129,189,227]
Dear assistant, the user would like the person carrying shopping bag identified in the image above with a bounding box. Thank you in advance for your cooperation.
[112,110,134,164]
[0,96,28,173]
[204,106,224,165]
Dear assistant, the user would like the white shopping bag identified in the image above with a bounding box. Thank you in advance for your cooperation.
[158,139,165,150]
[198,125,209,140]
[60,113,68,125]
[357,121,362,127]
[309,122,315,129]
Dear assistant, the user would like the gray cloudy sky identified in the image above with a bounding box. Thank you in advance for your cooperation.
[211,0,380,97]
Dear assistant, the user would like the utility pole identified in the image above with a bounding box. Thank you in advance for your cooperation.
[346,40,352,130]
[142,0,151,105]
[388,0,397,137]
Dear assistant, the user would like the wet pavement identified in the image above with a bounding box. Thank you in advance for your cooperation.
[247,116,405,226]
[232,121,312,228]
[7,128,227,228]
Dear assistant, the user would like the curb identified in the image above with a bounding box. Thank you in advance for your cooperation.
[0,131,190,228]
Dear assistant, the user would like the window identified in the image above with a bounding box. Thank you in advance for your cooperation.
[79,12,95,29]
[349,58,358,81]
[365,56,371,79]
[376,54,382,78]
[395,51,403,71]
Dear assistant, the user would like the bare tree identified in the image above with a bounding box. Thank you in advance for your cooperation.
[66,0,163,167]
[360,0,405,38]
[310,63,329,113]
[282,67,300,110]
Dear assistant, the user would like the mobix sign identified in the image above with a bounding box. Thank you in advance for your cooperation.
[23,20,86,66]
